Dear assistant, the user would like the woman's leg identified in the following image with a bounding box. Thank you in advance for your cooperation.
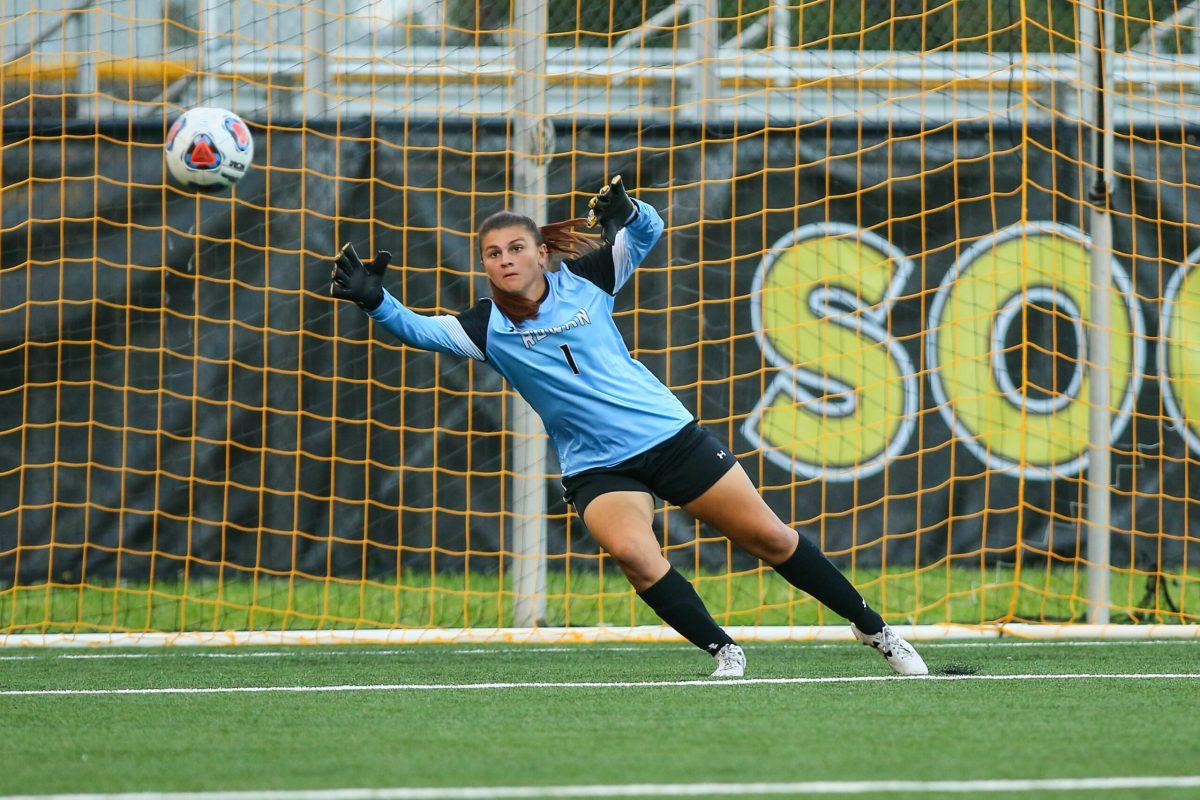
[581,490,666,591]
[681,463,884,633]
[583,491,739,664]
[681,463,927,674]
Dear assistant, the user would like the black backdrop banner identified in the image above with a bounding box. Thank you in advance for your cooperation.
[2,119,1198,586]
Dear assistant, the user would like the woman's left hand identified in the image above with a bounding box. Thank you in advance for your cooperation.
[586,175,637,244]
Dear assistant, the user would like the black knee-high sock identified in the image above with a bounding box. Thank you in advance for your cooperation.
[638,567,735,654]
[772,535,886,635]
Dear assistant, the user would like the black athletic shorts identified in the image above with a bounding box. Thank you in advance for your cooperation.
[560,421,738,519]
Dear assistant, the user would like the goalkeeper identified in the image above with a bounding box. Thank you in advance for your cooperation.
[330,177,927,678]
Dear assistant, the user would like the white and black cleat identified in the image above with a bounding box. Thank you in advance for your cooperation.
[851,624,929,676]
[710,643,746,678]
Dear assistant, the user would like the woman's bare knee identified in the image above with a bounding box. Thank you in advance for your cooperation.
[611,550,670,592]
[757,524,800,565]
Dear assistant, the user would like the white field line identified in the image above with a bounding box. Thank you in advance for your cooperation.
[0,638,1194,662]
[4,623,1199,648]
[4,776,1200,799]
[2,672,1199,697]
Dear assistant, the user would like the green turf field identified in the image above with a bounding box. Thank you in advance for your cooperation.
[1,639,1198,799]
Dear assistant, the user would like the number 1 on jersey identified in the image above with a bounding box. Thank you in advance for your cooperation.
[559,344,581,375]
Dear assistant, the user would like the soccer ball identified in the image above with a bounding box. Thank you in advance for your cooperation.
[164,107,254,193]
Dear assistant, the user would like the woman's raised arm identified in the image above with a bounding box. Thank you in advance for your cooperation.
[562,177,665,295]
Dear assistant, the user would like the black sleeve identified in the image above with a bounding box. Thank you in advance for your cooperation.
[455,298,492,360]
[561,246,616,295]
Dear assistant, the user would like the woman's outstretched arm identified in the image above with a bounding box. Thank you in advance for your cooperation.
[330,242,487,361]
[367,291,486,361]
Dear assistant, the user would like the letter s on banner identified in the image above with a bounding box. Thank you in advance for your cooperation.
[926,222,1145,480]
[743,223,919,481]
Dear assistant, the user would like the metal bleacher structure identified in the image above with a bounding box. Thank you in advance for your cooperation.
[6,0,1200,125]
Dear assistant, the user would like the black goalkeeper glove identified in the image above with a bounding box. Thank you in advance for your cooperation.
[330,242,391,311]
[586,174,637,245]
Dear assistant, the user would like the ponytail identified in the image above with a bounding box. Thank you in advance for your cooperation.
[539,218,596,260]
[478,212,598,324]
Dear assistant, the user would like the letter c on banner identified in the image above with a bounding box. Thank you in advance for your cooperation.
[743,223,918,480]
[926,222,1145,479]
[1159,255,1200,456]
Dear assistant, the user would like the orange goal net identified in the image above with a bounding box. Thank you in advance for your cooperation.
[1,0,1197,641]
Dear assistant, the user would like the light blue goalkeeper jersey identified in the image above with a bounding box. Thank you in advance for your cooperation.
[364,199,694,476]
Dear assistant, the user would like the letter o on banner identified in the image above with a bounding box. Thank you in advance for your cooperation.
[927,222,1145,479]
[1160,256,1200,456]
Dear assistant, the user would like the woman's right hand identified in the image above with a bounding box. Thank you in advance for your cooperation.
[330,242,391,311]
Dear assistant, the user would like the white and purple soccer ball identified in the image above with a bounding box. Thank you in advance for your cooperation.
[164,107,254,193]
